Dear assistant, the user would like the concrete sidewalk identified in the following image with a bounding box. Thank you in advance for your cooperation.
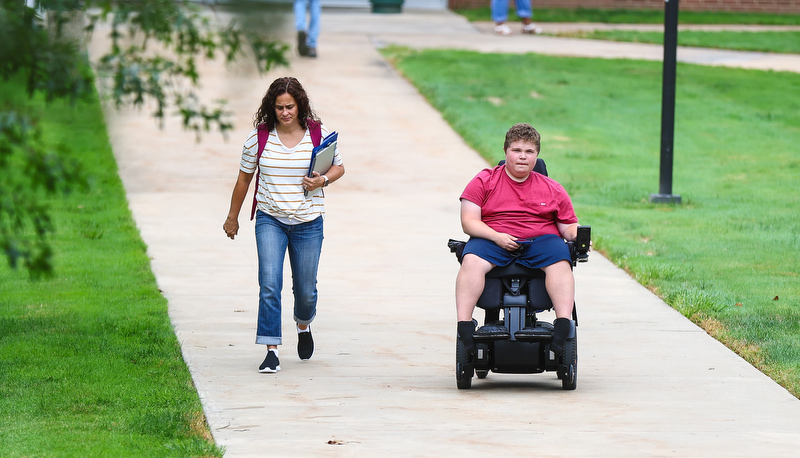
[467,21,800,73]
[100,8,800,456]
[362,12,800,73]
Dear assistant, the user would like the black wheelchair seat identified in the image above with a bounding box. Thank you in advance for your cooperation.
[485,262,542,279]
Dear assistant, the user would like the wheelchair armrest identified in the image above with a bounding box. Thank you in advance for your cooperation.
[567,241,578,267]
[448,239,466,263]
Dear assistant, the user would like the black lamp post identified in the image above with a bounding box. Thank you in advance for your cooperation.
[650,0,682,204]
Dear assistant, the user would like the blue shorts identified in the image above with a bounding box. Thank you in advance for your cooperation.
[462,234,570,269]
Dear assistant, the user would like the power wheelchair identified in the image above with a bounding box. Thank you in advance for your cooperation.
[448,158,591,390]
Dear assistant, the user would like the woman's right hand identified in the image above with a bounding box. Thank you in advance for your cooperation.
[223,217,239,240]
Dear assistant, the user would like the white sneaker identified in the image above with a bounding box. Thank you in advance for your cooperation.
[522,23,542,35]
[494,24,512,36]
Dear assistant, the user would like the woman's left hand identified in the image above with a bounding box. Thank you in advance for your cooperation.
[302,172,324,192]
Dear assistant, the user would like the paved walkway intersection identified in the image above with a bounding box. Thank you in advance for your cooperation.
[99,8,800,456]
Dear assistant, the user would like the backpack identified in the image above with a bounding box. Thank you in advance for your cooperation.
[250,120,322,220]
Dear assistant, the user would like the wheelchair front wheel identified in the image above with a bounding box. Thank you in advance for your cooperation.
[560,335,577,390]
[456,336,473,389]
[476,370,488,379]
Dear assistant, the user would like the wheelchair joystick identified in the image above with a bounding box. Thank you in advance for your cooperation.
[575,225,591,263]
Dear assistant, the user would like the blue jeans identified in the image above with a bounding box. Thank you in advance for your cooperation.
[294,0,321,49]
[255,212,324,346]
[491,0,532,23]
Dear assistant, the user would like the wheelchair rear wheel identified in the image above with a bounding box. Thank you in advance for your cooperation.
[456,336,473,389]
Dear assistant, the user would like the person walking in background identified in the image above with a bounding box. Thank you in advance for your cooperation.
[492,0,542,36]
[223,77,344,373]
[294,0,321,57]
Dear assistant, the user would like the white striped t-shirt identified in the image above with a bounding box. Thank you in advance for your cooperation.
[240,124,342,223]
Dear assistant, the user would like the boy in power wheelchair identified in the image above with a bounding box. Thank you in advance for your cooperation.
[450,123,590,390]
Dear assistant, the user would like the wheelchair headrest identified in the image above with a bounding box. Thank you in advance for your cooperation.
[497,158,548,177]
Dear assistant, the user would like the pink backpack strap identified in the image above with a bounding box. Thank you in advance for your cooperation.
[307,119,322,147]
[250,124,270,221]
[249,120,322,221]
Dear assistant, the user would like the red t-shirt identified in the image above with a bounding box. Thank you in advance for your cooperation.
[460,165,578,239]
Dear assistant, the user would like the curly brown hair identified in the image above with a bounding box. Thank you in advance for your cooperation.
[253,76,319,130]
[504,123,541,153]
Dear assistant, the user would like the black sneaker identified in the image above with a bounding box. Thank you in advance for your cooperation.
[550,318,572,357]
[297,31,308,56]
[297,328,314,360]
[259,349,280,373]
[306,47,317,58]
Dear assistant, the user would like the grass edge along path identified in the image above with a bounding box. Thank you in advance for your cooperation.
[381,46,800,399]
[0,77,223,456]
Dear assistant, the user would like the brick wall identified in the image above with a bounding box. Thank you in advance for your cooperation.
[447,0,800,15]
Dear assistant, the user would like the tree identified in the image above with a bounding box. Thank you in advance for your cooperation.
[0,0,288,277]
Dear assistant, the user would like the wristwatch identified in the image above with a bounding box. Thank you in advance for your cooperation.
[323,175,330,187]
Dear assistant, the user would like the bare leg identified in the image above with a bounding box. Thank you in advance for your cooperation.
[455,254,495,321]
[540,260,575,319]
[541,260,575,355]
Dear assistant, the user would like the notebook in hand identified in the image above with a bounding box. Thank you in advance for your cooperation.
[305,131,338,196]
[308,133,337,176]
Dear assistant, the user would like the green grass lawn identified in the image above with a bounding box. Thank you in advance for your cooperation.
[0,78,222,456]
[382,46,800,398]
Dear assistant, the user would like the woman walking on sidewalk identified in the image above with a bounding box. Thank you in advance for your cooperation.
[223,76,344,373]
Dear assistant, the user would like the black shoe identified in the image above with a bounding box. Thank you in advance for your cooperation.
[297,31,308,56]
[298,328,314,360]
[550,318,572,356]
[306,47,317,58]
[457,320,476,356]
[259,349,280,373]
